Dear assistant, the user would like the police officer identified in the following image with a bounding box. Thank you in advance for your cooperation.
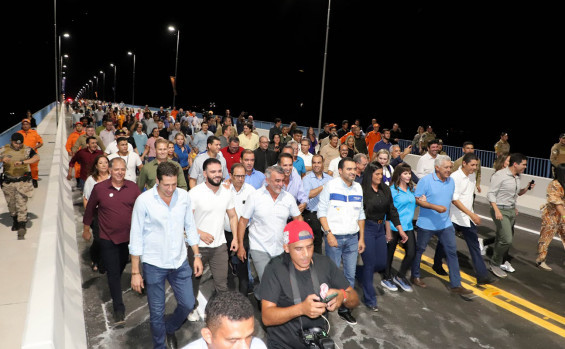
[0,133,40,239]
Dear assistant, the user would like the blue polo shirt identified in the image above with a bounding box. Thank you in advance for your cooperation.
[245,169,266,189]
[302,171,332,211]
[389,184,416,232]
[373,140,391,154]
[414,172,455,230]
[293,157,306,177]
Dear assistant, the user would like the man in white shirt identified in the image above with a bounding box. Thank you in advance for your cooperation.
[99,120,116,148]
[224,163,256,295]
[104,131,134,155]
[328,144,350,178]
[415,139,440,178]
[182,291,266,349]
[432,153,496,285]
[189,136,229,188]
[237,165,302,281]
[107,137,143,181]
[298,138,313,172]
[187,158,238,321]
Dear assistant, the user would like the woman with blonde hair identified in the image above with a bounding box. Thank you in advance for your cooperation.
[345,135,358,158]
[374,149,394,186]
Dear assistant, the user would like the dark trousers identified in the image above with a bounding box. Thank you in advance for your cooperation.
[384,229,416,279]
[187,243,229,304]
[89,215,103,271]
[99,238,129,312]
[225,229,250,295]
[358,220,387,307]
[303,209,323,254]
[434,222,489,280]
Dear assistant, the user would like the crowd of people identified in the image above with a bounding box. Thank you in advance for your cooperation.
[2,99,564,348]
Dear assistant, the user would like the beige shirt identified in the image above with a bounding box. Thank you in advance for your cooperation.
[319,144,340,172]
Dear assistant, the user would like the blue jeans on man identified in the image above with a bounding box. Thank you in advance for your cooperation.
[143,260,195,349]
[412,226,462,288]
[433,222,489,281]
[324,233,358,313]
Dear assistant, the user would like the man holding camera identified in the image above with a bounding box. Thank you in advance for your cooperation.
[257,221,359,349]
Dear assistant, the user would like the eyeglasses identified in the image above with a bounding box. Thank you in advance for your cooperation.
[232,175,246,179]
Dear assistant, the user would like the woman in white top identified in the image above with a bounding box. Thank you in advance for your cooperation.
[374,149,394,186]
[83,154,111,272]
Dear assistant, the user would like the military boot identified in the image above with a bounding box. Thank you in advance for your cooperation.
[11,216,18,231]
[17,221,27,240]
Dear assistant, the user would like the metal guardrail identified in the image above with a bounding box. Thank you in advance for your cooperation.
[397,139,553,178]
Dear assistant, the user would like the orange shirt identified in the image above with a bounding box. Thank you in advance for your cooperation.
[66,130,85,153]
[17,129,43,150]
[365,131,381,159]
[340,131,354,145]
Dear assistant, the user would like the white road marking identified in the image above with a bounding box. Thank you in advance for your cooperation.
[477,214,560,241]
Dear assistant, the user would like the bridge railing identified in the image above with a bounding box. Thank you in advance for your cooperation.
[397,139,552,178]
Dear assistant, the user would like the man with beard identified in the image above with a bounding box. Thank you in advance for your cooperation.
[72,124,106,154]
[186,158,239,322]
[415,139,440,179]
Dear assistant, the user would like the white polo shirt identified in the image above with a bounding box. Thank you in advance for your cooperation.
[224,182,255,232]
[107,152,142,182]
[328,156,342,178]
[104,140,134,155]
[415,152,437,178]
[298,151,313,167]
[189,182,235,248]
[241,185,301,257]
[450,168,476,227]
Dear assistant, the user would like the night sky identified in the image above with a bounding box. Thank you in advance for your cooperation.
[6,1,565,158]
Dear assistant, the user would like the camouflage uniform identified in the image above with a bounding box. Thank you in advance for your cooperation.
[1,140,36,239]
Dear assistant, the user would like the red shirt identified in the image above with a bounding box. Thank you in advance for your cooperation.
[83,179,141,244]
[69,148,104,180]
[220,146,244,172]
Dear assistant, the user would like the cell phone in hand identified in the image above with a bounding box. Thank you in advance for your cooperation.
[528,180,535,190]
[320,293,338,303]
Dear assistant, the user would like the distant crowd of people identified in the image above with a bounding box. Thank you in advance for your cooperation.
[2,99,563,348]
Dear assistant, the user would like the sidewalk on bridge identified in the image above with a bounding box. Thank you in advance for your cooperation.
[0,109,58,348]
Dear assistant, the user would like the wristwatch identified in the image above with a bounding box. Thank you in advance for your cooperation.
[194,253,202,258]
[323,229,332,236]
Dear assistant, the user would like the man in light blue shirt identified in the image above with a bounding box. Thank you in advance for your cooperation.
[278,153,308,210]
[129,162,203,349]
[302,154,332,254]
[191,121,214,154]
[241,149,266,189]
[410,155,472,296]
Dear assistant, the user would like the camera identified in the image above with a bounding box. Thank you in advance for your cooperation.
[301,327,335,349]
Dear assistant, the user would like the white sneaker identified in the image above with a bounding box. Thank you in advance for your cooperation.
[187,309,200,322]
[478,238,486,256]
[500,261,515,273]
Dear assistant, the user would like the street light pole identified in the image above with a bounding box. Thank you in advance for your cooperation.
[54,0,58,125]
[110,63,117,103]
[317,0,332,136]
[128,51,136,105]
[169,26,180,108]
[100,71,106,102]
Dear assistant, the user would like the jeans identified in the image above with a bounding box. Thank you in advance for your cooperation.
[99,238,129,312]
[434,222,489,280]
[358,221,387,307]
[325,232,358,313]
[412,226,462,288]
[143,260,195,349]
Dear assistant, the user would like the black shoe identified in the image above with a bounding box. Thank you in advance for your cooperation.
[338,311,357,325]
[476,275,497,285]
[113,310,125,327]
[32,179,38,188]
[11,216,18,231]
[450,286,473,295]
[432,264,448,276]
[166,332,178,349]
[17,221,27,240]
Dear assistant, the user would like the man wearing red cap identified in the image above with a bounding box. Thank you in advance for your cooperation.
[257,220,359,349]
[17,119,43,188]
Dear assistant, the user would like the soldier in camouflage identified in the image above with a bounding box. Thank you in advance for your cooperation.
[0,133,40,239]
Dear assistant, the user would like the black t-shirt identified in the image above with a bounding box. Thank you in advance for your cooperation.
[256,253,349,349]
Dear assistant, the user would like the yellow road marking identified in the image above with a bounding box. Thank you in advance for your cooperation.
[393,248,565,338]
